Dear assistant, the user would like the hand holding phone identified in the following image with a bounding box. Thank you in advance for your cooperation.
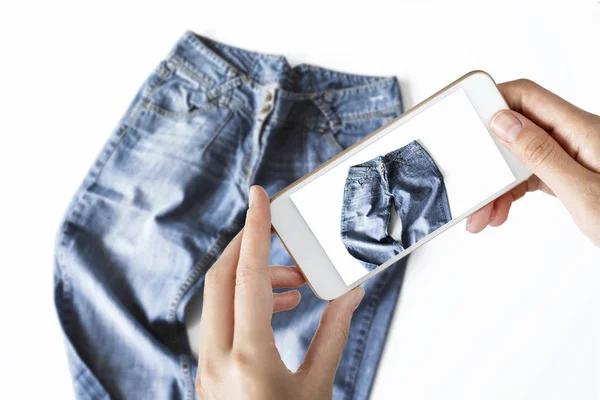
[271,71,532,300]
[195,186,364,400]
[466,79,600,243]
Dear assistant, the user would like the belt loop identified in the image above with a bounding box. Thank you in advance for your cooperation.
[311,93,342,133]
[207,67,247,105]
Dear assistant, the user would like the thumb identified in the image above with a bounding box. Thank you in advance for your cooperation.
[489,110,591,200]
[297,287,364,386]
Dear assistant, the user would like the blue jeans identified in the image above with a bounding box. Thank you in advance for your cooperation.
[54,31,407,400]
[341,141,452,270]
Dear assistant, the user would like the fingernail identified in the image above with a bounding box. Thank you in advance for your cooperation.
[491,111,523,142]
[465,216,472,231]
[248,186,257,208]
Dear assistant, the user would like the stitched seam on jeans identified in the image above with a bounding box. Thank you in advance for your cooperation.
[343,268,390,399]
[143,101,214,120]
[347,173,378,181]
[415,146,443,180]
[168,217,245,400]
[183,32,231,71]
[303,128,312,174]
[246,56,260,83]
[142,63,231,121]
[55,141,121,400]
[384,197,400,254]
[228,93,253,118]
[128,74,235,168]
[54,64,171,398]
[277,78,398,100]
[443,182,452,221]
[389,153,408,165]
[200,111,234,153]
[184,32,290,76]
[294,63,386,83]
[74,365,107,399]
[169,45,216,88]
[423,155,443,180]
[55,120,125,281]
[55,131,125,398]
[340,186,350,239]
[394,194,407,250]
[341,108,403,399]
[180,356,193,400]
[326,131,344,152]
[437,193,445,229]
[439,180,452,223]
[122,62,172,130]
[168,55,214,89]
[73,368,95,399]
[337,104,402,122]
[264,103,402,127]
[167,217,244,320]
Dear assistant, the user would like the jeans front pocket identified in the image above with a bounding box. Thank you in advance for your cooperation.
[340,176,381,233]
[343,179,368,201]
[127,59,235,166]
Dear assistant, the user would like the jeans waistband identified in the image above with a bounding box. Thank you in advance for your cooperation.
[164,31,402,129]
[347,140,424,178]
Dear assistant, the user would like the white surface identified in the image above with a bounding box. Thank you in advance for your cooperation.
[1,1,599,399]
[291,88,516,285]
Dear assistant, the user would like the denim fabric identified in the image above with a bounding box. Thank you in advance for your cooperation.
[54,31,406,400]
[341,141,452,271]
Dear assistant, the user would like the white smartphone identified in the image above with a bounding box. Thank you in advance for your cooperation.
[270,71,531,300]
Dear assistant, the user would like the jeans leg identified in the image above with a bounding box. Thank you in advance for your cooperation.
[390,142,452,248]
[340,174,402,270]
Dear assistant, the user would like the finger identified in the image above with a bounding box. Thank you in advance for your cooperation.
[498,80,600,171]
[489,110,594,203]
[199,231,243,356]
[270,266,307,289]
[466,176,552,232]
[499,80,587,134]
[489,192,513,227]
[273,290,302,313]
[525,175,554,197]
[298,287,364,385]
[486,177,541,228]
[234,185,274,347]
[465,202,494,233]
[508,178,536,203]
[507,175,552,201]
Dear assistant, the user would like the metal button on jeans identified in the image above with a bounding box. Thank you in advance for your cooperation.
[265,92,273,102]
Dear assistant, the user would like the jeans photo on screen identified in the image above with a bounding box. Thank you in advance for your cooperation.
[340,140,451,271]
[290,88,517,285]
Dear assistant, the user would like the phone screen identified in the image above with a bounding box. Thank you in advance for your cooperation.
[289,88,517,285]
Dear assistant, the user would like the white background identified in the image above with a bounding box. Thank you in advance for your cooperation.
[1,1,599,399]
[292,88,516,284]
